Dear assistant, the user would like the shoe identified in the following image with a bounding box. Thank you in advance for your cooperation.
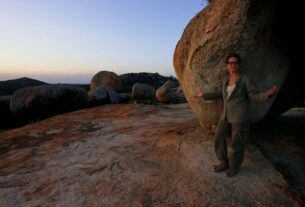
[225,167,239,177]
[214,163,229,173]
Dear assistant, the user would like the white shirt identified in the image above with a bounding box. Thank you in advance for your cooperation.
[227,84,235,99]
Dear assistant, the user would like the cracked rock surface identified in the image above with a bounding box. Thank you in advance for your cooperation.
[0,104,302,206]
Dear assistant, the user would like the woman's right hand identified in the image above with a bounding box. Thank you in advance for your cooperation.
[194,92,204,98]
[267,86,279,97]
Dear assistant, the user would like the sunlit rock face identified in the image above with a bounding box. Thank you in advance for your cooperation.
[173,0,305,127]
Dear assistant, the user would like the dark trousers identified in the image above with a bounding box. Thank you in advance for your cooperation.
[214,119,250,168]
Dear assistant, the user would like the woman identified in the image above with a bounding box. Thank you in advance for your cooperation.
[195,53,278,177]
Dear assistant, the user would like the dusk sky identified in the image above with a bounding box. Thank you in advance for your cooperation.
[0,0,206,83]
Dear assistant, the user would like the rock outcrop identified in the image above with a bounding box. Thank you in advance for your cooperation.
[0,104,303,206]
[10,84,88,120]
[173,0,305,127]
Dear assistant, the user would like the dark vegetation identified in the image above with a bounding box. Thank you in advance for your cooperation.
[119,72,178,93]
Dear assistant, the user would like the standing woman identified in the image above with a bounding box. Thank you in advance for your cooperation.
[195,53,278,177]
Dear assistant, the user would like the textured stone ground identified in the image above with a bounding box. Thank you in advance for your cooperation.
[0,104,302,206]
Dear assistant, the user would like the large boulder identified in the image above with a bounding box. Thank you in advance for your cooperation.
[173,0,305,127]
[10,84,88,119]
[90,71,121,92]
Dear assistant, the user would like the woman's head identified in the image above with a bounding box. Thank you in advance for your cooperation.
[226,53,241,64]
[226,53,241,74]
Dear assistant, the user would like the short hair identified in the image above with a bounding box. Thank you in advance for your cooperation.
[226,53,242,64]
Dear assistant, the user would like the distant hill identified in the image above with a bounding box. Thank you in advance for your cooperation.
[0,77,48,96]
[119,72,179,92]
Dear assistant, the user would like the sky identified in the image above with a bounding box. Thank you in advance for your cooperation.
[0,0,206,83]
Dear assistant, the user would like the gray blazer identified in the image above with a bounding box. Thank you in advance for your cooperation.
[204,73,269,123]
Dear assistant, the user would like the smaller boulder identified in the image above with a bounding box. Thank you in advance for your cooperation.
[88,86,120,106]
[131,83,155,103]
[156,80,186,104]
[88,86,108,105]
[90,71,121,92]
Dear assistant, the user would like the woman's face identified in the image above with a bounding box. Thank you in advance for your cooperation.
[227,57,240,74]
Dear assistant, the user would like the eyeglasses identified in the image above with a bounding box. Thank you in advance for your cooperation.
[227,61,239,65]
